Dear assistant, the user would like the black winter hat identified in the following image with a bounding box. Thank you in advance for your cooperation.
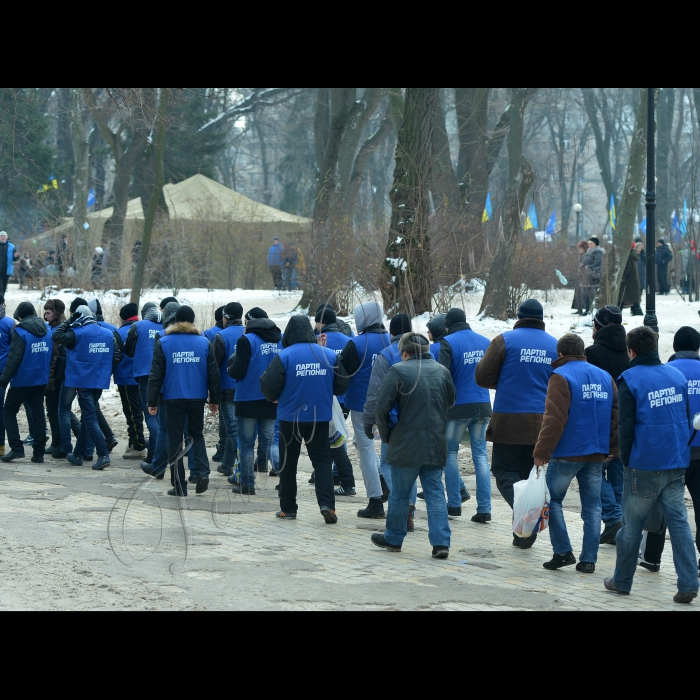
[427,314,447,340]
[70,297,88,314]
[390,314,412,337]
[316,303,336,315]
[160,297,178,310]
[120,303,139,321]
[141,302,157,318]
[246,307,268,321]
[214,306,225,323]
[445,308,467,328]
[175,306,196,325]
[16,302,37,320]
[224,303,244,321]
[590,237,600,247]
[518,299,544,321]
[674,326,700,353]
[315,306,337,326]
[594,305,623,330]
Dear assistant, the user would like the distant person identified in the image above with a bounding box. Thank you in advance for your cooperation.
[572,241,590,315]
[268,237,284,290]
[132,241,142,266]
[584,238,605,311]
[0,232,18,296]
[655,239,673,295]
[283,242,299,291]
[19,252,39,286]
[635,239,647,294]
[91,247,104,285]
[679,241,693,295]
[618,243,643,316]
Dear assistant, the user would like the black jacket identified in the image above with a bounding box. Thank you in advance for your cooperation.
[585,324,630,381]
[339,324,386,377]
[213,320,243,402]
[0,315,49,389]
[316,319,354,339]
[53,320,122,369]
[228,319,282,419]
[260,315,349,407]
[147,322,220,407]
[438,322,493,422]
[655,243,673,267]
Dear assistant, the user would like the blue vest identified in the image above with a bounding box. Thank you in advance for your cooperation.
[344,331,392,411]
[0,315,15,374]
[204,325,222,343]
[218,325,245,391]
[113,324,137,386]
[277,344,338,422]
[430,343,440,361]
[160,333,210,401]
[551,361,614,458]
[324,332,352,404]
[380,338,403,368]
[445,329,491,406]
[493,328,558,414]
[132,320,164,378]
[12,327,51,388]
[66,324,115,390]
[99,320,117,332]
[621,364,690,471]
[235,333,282,403]
[669,358,700,449]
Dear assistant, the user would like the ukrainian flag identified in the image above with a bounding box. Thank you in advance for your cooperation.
[610,194,617,231]
[483,193,493,223]
[524,203,538,231]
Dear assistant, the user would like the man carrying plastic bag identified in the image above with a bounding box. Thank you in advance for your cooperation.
[532,334,618,574]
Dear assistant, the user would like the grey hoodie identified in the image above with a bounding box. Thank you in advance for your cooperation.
[354,301,384,334]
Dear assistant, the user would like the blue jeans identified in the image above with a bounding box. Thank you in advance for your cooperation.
[139,377,159,457]
[601,458,624,525]
[547,460,603,564]
[614,468,699,595]
[446,417,491,514]
[74,389,108,458]
[220,401,239,471]
[380,442,417,504]
[238,417,276,489]
[0,387,5,446]
[385,465,451,549]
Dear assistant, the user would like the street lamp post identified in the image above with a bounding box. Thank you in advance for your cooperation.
[574,203,583,241]
[645,88,659,332]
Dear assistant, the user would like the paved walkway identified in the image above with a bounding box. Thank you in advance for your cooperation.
[0,443,697,611]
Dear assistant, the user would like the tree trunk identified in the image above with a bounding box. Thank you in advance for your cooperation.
[480,89,536,320]
[132,89,169,304]
[69,88,92,281]
[656,88,675,236]
[380,88,439,317]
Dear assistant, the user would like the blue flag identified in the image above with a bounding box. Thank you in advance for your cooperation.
[87,188,96,209]
[546,211,556,236]
[639,218,647,235]
[682,199,688,236]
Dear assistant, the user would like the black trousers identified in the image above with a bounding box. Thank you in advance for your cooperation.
[4,386,47,456]
[657,264,670,294]
[332,445,355,489]
[279,421,334,514]
[217,410,227,450]
[118,384,146,451]
[492,444,536,509]
[642,460,700,565]
[0,274,9,296]
[166,401,210,490]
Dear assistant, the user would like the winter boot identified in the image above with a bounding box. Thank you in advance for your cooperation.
[92,456,110,471]
[357,498,386,520]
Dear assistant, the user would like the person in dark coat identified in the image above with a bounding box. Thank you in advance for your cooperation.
[572,241,590,315]
[635,239,647,294]
[315,303,353,338]
[618,245,643,316]
[656,239,674,295]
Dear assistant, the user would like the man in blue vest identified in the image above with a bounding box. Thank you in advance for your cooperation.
[440,308,493,522]
[0,293,17,457]
[125,302,163,467]
[0,302,51,463]
[228,307,282,496]
[476,299,558,549]
[52,305,121,471]
[604,326,699,604]
[533,334,618,574]
[114,303,146,460]
[206,306,227,463]
[339,301,391,519]
[427,314,447,361]
[148,306,220,498]
[213,303,245,478]
[0,232,18,297]
[261,315,349,523]
[632,327,700,575]
[89,299,117,332]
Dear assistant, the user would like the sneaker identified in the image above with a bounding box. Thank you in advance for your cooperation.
[448,507,462,517]
[92,456,110,471]
[335,486,356,497]
[432,547,450,560]
[276,511,297,520]
[358,498,386,520]
[23,435,34,445]
[52,451,68,460]
[321,507,338,525]
[673,591,698,605]
[604,578,630,596]
[371,533,401,553]
[196,478,210,495]
[218,465,234,477]
[639,560,661,573]
[576,562,596,574]
[66,454,84,467]
[543,552,576,571]
[380,474,391,503]
[1,450,25,463]
[107,440,119,453]
[461,489,471,503]
[472,513,492,524]
[123,448,147,461]
[232,485,256,496]
[168,488,187,498]
[600,521,622,545]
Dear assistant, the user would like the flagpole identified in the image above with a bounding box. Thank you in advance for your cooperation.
[644,88,659,333]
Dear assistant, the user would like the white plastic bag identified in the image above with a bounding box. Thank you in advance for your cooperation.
[329,398,348,448]
[512,466,550,538]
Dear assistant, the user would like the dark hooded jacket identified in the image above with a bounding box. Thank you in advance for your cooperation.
[260,315,349,406]
[148,322,220,408]
[48,311,68,391]
[124,305,162,358]
[0,315,50,389]
[228,318,283,419]
[585,324,630,381]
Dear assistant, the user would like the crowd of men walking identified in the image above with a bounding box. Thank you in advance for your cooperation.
[0,289,697,605]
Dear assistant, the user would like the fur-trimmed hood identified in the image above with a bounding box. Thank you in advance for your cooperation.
[165,322,201,336]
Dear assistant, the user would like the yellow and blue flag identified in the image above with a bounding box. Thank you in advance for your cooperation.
[483,193,493,223]
[609,194,617,231]
[524,203,538,231]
